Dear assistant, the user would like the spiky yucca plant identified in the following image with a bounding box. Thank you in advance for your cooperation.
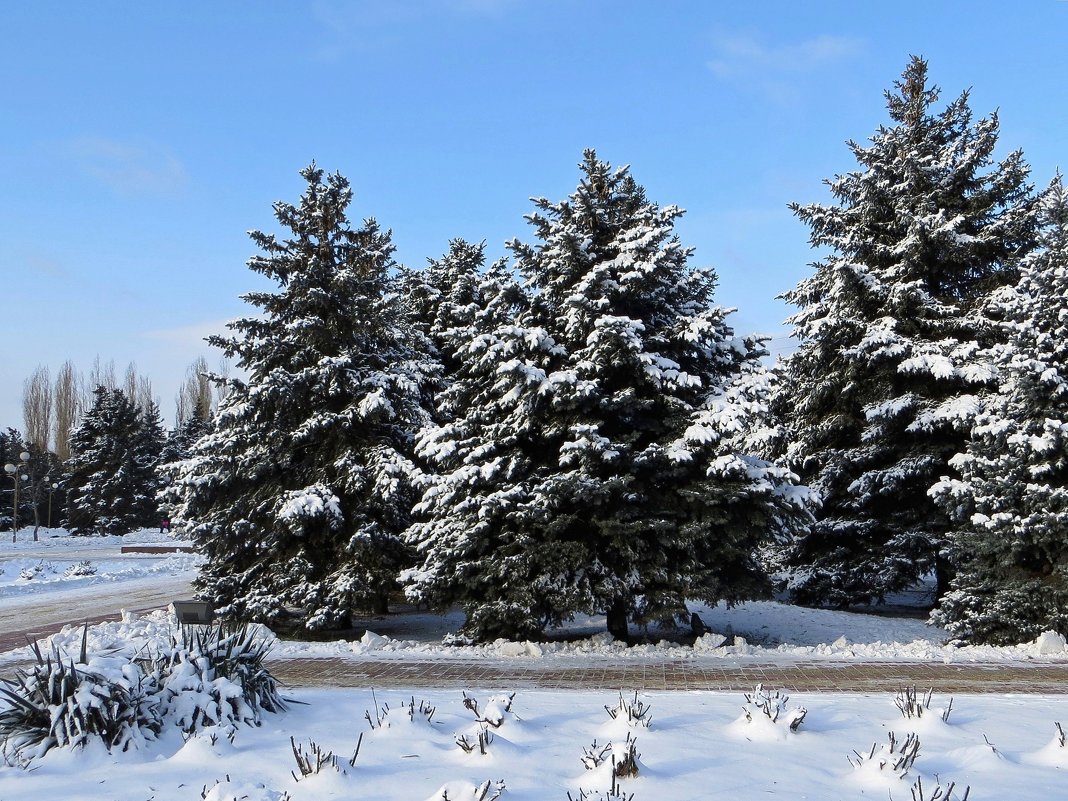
[0,636,161,763]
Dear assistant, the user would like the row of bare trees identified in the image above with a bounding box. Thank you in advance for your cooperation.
[20,356,225,460]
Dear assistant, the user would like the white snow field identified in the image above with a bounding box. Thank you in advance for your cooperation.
[2,530,1068,799]
[1,681,1066,800]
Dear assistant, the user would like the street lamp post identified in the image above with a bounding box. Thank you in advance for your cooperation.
[4,451,30,543]
[47,481,59,529]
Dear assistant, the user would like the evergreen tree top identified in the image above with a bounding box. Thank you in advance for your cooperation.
[211,164,400,375]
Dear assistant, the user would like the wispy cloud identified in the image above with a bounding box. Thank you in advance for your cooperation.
[310,0,516,60]
[144,319,232,347]
[707,31,865,104]
[66,138,188,195]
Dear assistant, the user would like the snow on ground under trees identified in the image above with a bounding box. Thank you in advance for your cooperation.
[2,529,1068,800]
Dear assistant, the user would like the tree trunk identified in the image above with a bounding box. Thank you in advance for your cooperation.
[372,594,390,616]
[606,599,629,642]
[934,552,955,602]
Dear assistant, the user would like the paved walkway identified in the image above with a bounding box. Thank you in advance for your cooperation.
[266,657,1068,694]
[4,615,1067,694]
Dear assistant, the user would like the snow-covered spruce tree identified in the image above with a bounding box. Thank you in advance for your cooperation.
[158,404,212,469]
[65,387,158,535]
[132,400,166,526]
[403,239,497,380]
[775,56,1036,606]
[162,165,435,631]
[404,151,811,641]
[931,176,1068,643]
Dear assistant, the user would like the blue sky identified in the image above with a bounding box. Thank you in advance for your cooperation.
[2,1,1065,433]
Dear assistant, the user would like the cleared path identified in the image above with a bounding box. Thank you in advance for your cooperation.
[0,574,192,652]
[266,657,1068,694]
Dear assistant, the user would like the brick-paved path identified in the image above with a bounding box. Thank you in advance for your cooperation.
[4,615,1068,693]
[266,657,1068,694]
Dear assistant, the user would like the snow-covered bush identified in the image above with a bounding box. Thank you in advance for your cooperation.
[289,735,359,780]
[895,686,953,722]
[604,691,651,728]
[462,692,518,728]
[425,779,505,801]
[847,731,920,780]
[64,559,97,577]
[455,726,494,755]
[909,775,970,800]
[155,624,287,734]
[18,561,56,580]
[741,684,807,732]
[0,623,286,764]
[0,640,162,764]
[568,782,634,801]
[200,778,291,801]
[579,732,642,798]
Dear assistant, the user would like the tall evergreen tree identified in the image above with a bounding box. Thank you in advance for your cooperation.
[132,401,166,526]
[403,239,493,377]
[775,57,1036,606]
[159,405,212,468]
[163,165,436,631]
[932,176,1068,642]
[404,151,810,642]
[65,387,154,535]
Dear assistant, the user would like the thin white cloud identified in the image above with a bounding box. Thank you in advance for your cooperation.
[707,31,865,104]
[310,0,515,59]
[66,138,188,195]
[143,319,232,347]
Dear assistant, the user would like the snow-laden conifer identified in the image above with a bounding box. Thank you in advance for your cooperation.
[66,387,160,535]
[931,176,1068,642]
[163,165,435,631]
[404,151,811,641]
[776,57,1036,606]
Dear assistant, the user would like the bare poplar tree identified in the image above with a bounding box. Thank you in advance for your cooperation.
[123,362,139,403]
[175,356,214,426]
[137,375,156,413]
[86,356,117,397]
[53,360,79,461]
[22,366,53,451]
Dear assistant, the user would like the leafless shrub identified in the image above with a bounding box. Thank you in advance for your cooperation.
[847,731,920,779]
[742,684,807,731]
[895,687,953,722]
[605,691,651,728]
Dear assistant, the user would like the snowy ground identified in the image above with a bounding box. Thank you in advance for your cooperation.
[0,527,198,602]
[3,529,1068,799]
[0,528,198,641]
[2,682,1066,800]
[3,528,1067,666]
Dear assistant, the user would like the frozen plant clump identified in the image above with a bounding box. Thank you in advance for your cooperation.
[200,778,291,801]
[0,635,162,764]
[64,560,97,577]
[895,687,953,722]
[455,725,494,755]
[742,684,807,732]
[155,624,287,735]
[290,735,361,780]
[847,731,920,780]
[18,561,56,580]
[909,775,970,800]
[463,691,519,727]
[1054,722,1066,747]
[406,696,438,723]
[426,779,505,801]
[577,732,641,799]
[568,783,634,801]
[605,691,652,728]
